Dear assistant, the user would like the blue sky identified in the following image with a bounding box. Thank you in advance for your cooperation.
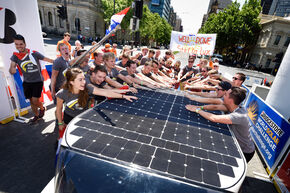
[171,0,246,33]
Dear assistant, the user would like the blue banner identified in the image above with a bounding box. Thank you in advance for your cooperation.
[245,92,290,168]
[13,70,30,109]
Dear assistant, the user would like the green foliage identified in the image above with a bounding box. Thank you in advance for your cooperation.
[199,0,262,54]
[101,0,133,29]
[139,5,172,45]
[101,1,172,45]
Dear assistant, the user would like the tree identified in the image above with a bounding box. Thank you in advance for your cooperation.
[101,0,133,30]
[199,0,261,64]
[101,2,173,46]
[139,5,172,46]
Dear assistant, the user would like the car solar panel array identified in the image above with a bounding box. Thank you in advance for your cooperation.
[66,89,246,190]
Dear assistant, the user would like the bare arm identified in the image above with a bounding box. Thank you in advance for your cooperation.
[185,84,216,91]
[185,105,232,124]
[132,76,156,89]
[56,97,64,124]
[136,73,163,87]
[105,76,123,88]
[103,84,113,89]
[92,87,137,102]
[9,61,17,74]
[115,65,125,72]
[186,90,218,98]
[43,57,54,63]
[203,104,228,112]
[118,73,133,85]
[185,93,223,104]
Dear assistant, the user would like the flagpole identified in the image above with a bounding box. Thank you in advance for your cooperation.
[71,26,120,68]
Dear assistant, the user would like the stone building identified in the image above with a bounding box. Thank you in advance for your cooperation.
[250,14,290,70]
[38,0,105,38]
[201,0,232,27]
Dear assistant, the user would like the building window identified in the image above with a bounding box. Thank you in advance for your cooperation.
[59,17,64,28]
[75,18,80,31]
[284,36,290,47]
[48,12,53,26]
[152,0,160,5]
[265,59,271,68]
[274,35,281,45]
[39,10,43,25]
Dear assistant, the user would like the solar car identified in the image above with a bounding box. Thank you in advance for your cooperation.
[54,89,247,193]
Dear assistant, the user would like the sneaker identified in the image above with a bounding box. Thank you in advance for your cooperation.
[38,107,46,118]
[30,116,39,123]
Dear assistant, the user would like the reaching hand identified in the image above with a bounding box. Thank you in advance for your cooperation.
[129,87,138,93]
[133,83,141,89]
[185,104,198,112]
[124,95,138,102]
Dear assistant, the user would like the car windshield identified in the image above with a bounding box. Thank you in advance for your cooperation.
[55,149,216,193]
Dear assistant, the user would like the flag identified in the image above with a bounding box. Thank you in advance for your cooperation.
[106,7,130,35]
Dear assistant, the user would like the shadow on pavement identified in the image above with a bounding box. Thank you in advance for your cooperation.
[241,176,277,193]
[0,110,58,193]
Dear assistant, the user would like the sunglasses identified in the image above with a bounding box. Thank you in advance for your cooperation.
[201,70,207,72]
[232,77,239,80]
[216,87,224,91]
[188,61,194,63]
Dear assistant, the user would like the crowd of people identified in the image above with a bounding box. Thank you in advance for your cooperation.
[9,32,255,163]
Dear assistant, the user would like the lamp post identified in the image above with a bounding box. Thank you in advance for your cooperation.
[113,0,115,14]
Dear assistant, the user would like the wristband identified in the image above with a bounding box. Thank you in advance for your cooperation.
[140,81,143,86]
[121,94,124,99]
[58,122,64,125]
[201,106,204,110]
[195,107,201,114]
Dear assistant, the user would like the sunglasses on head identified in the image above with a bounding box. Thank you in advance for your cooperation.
[232,77,239,80]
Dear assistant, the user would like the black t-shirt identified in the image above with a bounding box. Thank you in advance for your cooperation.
[180,66,197,82]
[136,65,152,78]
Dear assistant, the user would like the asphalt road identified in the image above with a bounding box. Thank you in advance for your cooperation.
[0,36,277,193]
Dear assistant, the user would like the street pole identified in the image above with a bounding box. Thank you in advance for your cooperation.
[113,0,115,14]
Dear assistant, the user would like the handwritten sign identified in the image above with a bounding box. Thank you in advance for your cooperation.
[170,31,217,56]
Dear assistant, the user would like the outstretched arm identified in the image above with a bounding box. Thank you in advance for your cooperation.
[185,93,223,104]
[185,105,232,124]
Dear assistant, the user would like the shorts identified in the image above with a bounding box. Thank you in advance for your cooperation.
[22,81,43,99]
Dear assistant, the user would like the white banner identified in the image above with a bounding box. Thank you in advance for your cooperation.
[170,31,217,56]
[0,0,52,115]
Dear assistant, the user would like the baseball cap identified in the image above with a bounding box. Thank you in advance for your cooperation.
[218,81,232,91]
